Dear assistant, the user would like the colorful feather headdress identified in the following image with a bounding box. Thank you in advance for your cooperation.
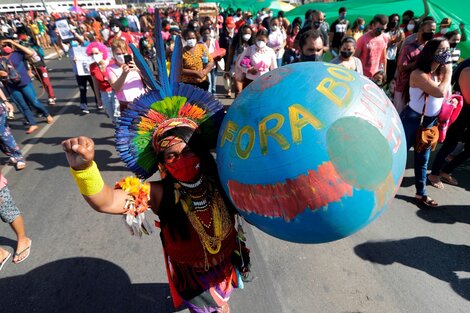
[115,12,224,179]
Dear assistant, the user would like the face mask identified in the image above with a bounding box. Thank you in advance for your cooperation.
[171,34,177,41]
[301,53,321,62]
[242,34,251,41]
[433,50,451,64]
[271,25,278,31]
[388,21,397,29]
[340,13,346,20]
[165,154,201,182]
[375,28,383,36]
[202,34,210,42]
[450,42,458,49]
[186,39,197,48]
[92,54,103,63]
[114,54,125,64]
[407,24,415,31]
[340,50,353,59]
[313,21,321,29]
[256,41,266,49]
[422,31,434,42]
[228,28,235,34]
[440,27,449,35]
[2,46,12,55]
[112,26,120,33]
[247,18,253,25]
[359,25,365,31]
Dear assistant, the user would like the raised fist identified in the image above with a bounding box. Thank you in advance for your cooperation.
[62,136,95,170]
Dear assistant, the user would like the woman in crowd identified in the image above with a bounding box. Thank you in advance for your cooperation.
[86,41,120,123]
[0,89,25,170]
[445,30,462,70]
[200,26,225,95]
[236,29,277,89]
[428,58,470,189]
[345,17,365,41]
[106,38,145,112]
[267,17,287,67]
[0,38,53,134]
[284,22,300,65]
[181,29,214,91]
[385,14,405,83]
[400,38,452,207]
[330,37,363,74]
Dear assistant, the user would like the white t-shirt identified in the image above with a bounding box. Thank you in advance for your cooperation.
[268,29,286,59]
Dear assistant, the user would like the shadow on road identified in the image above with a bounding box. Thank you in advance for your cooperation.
[354,236,470,301]
[416,205,470,225]
[0,256,174,313]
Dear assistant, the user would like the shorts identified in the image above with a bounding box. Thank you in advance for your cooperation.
[0,186,20,224]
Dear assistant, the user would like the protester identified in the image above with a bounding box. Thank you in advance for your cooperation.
[106,38,145,112]
[86,41,120,123]
[428,58,470,189]
[445,30,462,70]
[329,7,349,57]
[385,14,404,83]
[330,37,363,74]
[298,29,325,62]
[0,37,53,133]
[346,17,365,42]
[297,10,329,52]
[400,38,452,207]
[284,22,300,64]
[267,17,286,67]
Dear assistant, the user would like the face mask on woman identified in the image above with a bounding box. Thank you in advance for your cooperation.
[271,25,278,31]
[114,54,125,64]
[256,41,266,49]
[92,53,103,63]
[242,34,251,42]
[433,50,451,64]
[112,26,120,33]
[186,39,197,48]
[340,50,353,59]
[407,24,415,32]
[359,25,365,31]
[2,46,12,55]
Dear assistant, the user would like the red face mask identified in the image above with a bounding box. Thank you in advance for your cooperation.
[165,154,201,182]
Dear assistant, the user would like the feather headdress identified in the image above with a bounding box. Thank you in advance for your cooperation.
[115,11,224,179]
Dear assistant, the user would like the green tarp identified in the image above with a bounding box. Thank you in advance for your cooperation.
[285,0,470,58]
[203,0,290,14]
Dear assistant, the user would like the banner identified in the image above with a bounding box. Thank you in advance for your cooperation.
[55,19,74,41]
[72,46,93,76]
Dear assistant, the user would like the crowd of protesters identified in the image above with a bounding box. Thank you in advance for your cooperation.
[0,2,467,206]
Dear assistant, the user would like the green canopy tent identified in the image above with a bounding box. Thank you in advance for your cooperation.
[285,0,470,58]
[203,0,295,14]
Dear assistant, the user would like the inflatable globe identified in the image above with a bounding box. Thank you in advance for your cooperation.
[216,62,407,243]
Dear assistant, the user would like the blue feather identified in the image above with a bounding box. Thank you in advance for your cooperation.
[153,11,171,97]
[129,43,160,92]
[170,35,182,87]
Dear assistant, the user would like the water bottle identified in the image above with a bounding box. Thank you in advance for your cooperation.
[202,51,209,65]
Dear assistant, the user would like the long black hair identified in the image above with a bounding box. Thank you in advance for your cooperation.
[415,37,448,74]
[231,24,255,53]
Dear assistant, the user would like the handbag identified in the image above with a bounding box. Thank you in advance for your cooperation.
[415,94,439,153]
[437,93,463,143]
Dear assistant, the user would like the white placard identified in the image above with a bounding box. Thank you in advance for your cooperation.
[73,46,93,76]
[55,19,74,41]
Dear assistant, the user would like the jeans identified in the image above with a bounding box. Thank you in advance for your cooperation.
[431,106,470,175]
[75,75,97,109]
[8,83,50,125]
[276,57,283,68]
[100,90,120,123]
[207,67,217,94]
[0,105,24,163]
[400,106,438,196]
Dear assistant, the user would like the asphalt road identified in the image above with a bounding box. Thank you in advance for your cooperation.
[0,55,469,313]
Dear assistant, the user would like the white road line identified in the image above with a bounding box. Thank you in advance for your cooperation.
[3,90,80,177]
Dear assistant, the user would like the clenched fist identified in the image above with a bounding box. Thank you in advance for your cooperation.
[62,136,95,170]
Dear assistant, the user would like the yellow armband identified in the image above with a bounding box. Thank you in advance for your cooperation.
[70,161,104,196]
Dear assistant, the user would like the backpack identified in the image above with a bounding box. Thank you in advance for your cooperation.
[0,57,22,85]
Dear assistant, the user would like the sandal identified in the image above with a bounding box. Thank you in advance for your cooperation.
[13,239,31,264]
[0,251,11,272]
[415,195,438,208]
[427,175,444,189]
[440,173,458,186]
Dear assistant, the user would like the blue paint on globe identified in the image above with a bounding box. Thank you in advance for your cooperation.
[216,62,407,243]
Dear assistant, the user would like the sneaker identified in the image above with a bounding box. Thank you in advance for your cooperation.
[48,98,56,105]
[97,104,104,109]
[7,111,14,120]
[82,109,90,114]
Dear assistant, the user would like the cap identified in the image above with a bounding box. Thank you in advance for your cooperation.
[440,17,452,27]
[226,16,236,28]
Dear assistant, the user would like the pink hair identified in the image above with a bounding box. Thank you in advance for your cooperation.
[86,42,109,60]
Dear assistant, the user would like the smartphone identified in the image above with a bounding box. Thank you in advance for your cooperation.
[124,55,133,64]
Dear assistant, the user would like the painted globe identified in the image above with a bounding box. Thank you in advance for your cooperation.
[216,62,407,243]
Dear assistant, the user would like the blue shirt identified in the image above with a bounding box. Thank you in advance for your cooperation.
[5,51,30,88]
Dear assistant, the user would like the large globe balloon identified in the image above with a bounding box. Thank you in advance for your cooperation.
[216,62,407,243]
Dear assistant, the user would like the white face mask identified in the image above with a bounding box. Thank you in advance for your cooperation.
[440,27,449,35]
[256,41,266,49]
[112,26,120,33]
[242,34,251,42]
[407,24,415,31]
[92,53,103,63]
[114,54,125,64]
[186,39,197,48]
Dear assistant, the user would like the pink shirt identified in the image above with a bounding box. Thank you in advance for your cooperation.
[356,31,388,78]
[106,63,145,102]
[236,45,277,81]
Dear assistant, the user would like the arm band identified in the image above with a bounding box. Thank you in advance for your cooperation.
[70,161,104,196]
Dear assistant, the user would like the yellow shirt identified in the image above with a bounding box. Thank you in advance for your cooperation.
[181,43,213,83]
